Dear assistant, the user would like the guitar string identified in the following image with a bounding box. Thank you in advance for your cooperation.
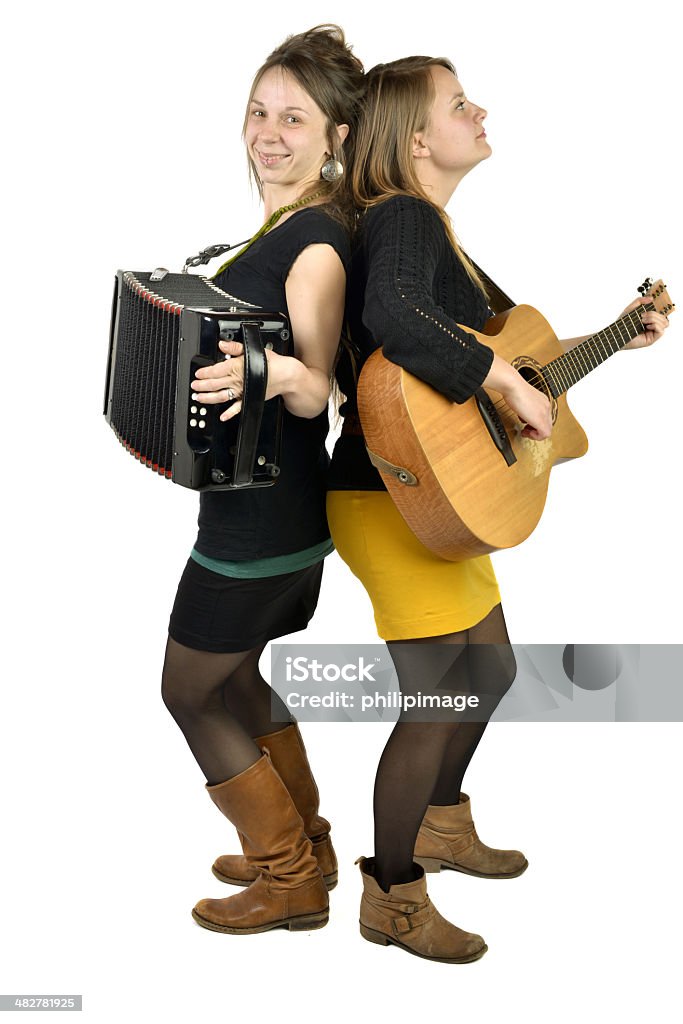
[480,301,658,422]
[490,303,655,398]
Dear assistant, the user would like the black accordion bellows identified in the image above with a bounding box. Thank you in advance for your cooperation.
[104,271,291,490]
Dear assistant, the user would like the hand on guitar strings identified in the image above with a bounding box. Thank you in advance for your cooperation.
[484,354,553,441]
[619,296,670,350]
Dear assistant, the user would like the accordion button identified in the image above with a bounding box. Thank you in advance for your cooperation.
[199,420,206,429]
[190,419,197,428]
[191,405,198,414]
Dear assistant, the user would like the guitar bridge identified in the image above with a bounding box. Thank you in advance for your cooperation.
[474,389,517,467]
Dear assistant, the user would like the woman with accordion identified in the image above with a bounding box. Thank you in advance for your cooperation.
[160,25,364,936]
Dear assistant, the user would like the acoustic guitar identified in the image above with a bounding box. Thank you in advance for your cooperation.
[357,278,674,561]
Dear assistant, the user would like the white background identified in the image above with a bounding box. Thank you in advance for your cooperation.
[1,0,681,1020]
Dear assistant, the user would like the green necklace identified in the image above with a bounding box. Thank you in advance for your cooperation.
[211,191,323,278]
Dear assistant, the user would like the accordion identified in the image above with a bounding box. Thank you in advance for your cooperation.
[104,270,291,490]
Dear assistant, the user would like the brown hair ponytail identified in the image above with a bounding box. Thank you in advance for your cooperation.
[244,24,365,231]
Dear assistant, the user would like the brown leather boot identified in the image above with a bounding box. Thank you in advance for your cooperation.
[414,794,528,878]
[357,857,487,963]
[192,754,329,934]
[212,723,338,890]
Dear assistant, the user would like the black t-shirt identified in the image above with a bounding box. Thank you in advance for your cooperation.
[329,195,494,490]
[195,207,350,560]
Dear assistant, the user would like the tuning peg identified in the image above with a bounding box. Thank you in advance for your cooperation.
[637,277,654,295]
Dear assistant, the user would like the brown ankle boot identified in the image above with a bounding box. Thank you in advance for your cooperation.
[357,857,487,963]
[192,754,329,934]
[212,723,338,890]
[414,794,528,878]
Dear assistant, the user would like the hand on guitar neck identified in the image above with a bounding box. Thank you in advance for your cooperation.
[618,295,670,350]
[483,354,553,441]
[558,295,670,354]
[484,289,671,441]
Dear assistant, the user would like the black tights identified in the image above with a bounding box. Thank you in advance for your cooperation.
[373,603,516,891]
[161,639,291,785]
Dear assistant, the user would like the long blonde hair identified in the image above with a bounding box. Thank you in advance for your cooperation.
[351,57,487,294]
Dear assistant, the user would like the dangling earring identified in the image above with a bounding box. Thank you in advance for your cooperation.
[321,157,344,182]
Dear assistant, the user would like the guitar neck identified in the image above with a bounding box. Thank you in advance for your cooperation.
[542,302,654,398]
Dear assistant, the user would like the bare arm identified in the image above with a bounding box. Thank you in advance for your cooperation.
[277,242,346,417]
[557,335,590,352]
[192,243,346,421]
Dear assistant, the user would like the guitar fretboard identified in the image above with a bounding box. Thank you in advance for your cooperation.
[542,303,652,398]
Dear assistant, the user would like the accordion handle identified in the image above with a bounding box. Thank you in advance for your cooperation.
[232,321,269,487]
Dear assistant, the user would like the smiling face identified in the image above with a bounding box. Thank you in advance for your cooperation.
[413,64,491,202]
[245,66,347,201]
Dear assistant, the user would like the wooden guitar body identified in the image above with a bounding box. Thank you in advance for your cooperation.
[357,305,589,561]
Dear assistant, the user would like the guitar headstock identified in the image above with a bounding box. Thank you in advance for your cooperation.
[638,277,675,316]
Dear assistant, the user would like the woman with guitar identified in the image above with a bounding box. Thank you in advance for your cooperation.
[327,57,669,963]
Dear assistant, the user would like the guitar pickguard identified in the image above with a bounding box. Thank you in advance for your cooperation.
[518,435,555,477]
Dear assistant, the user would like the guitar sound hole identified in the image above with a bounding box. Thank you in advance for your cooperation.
[512,357,557,423]
[517,363,548,393]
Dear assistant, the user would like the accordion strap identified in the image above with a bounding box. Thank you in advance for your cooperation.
[183,242,245,270]
[184,190,325,275]
[233,322,269,487]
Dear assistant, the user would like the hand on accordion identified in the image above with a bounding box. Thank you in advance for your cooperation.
[193,339,293,422]
[192,339,246,422]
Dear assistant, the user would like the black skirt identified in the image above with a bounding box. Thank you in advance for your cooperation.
[168,557,324,653]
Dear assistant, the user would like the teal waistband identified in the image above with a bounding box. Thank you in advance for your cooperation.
[190,538,334,579]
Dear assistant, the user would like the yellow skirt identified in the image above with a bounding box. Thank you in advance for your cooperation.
[327,490,501,641]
